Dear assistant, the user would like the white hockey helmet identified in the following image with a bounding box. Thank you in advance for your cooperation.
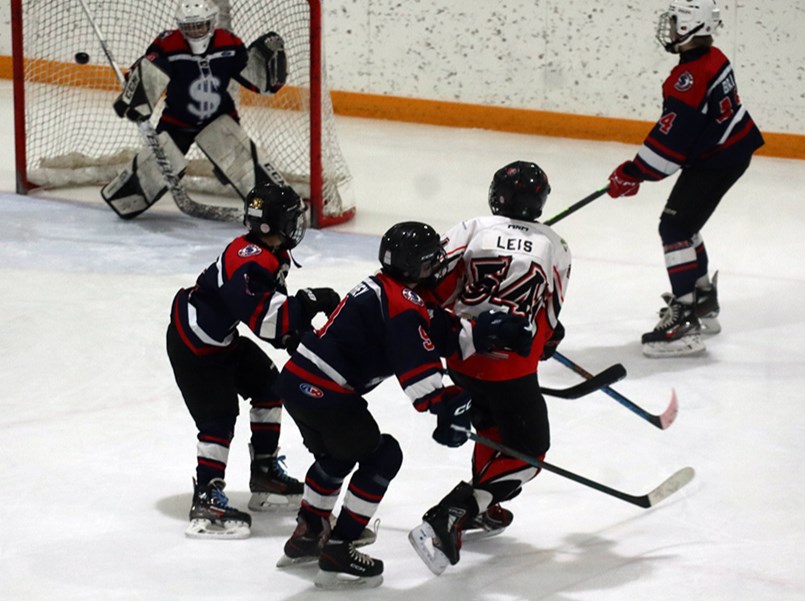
[656,0,722,54]
[175,0,218,54]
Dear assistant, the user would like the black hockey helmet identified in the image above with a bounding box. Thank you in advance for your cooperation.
[378,221,447,284]
[488,161,551,221]
[244,183,306,249]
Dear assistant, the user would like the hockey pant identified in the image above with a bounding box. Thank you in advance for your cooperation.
[166,323,283,485]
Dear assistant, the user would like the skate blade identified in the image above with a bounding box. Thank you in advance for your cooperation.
[642,334,705,358]
[248,492,301,511]
[461,525,507,543]
[314,569,383,590]
[408,522,450,576]
[699,316,721,335]
[185,518,250,540]
[276,553,318,568]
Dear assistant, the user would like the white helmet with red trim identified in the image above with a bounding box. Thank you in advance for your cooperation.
[175,0,218,54]
[656,0,722,54]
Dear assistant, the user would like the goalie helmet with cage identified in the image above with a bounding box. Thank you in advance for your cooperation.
[244,184,307,250]
[175,0,218,54]
[488,161,551,222]
[379,221,447,285]
[656,0,722,54]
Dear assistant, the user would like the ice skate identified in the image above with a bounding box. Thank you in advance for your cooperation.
[314,539,383,589]
[461,503,513,542]
[185,478,251,539]
[276,514,331,567]
[248,448,303,511]
[408,504,470,575]
[695,271,721,335]
[642,294,705,358]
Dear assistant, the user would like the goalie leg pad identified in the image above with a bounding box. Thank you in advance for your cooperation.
[101,132,186,219]
[113,58,170,123]
[195,114,286,200]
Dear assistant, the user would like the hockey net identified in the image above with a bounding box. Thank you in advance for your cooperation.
[11,0,355,227]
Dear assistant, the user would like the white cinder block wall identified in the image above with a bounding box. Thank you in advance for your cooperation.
[2,1,803,135]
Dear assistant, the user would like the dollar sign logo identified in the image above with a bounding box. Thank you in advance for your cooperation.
[188,75,222,120]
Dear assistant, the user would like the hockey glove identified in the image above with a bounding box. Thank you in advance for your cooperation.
[249,32,288,93]
[473,310,533,357]
[540,321,565,361]
[430,386,472,448]
[295,287,341,322]
[608,161,641,198]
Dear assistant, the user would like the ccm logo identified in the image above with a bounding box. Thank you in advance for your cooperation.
[299,383,324,398]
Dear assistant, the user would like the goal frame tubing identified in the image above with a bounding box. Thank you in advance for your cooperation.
[10,0,354,229]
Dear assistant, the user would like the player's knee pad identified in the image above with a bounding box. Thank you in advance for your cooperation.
[361,434,403,481]
[659,216,694,245]
[101,132,186,219]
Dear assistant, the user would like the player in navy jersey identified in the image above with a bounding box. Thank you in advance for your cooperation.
[166,183,341,539]
[408,161,571,576]
[103,0,290,217]
[273,221,532,589]
[606,0,764,357]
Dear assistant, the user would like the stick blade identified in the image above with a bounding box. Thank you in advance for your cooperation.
[645,466,695,507]
[658,389,680,429]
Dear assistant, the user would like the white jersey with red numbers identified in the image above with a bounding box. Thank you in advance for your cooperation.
[433,215,571,381]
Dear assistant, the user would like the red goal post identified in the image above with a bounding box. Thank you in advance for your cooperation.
[11,0,355,227]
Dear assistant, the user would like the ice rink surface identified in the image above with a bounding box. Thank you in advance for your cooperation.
[2,79,805,600]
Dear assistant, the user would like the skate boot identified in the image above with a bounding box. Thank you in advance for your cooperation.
[695,271,720,335]
[314,539,384,589]
[408,482,475,575]
[641,294,705,358]
[248,447,303,511]
[461,503,513,542]
[186,478,251,539]
[276,513,331,567]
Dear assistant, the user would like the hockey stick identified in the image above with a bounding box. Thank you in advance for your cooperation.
[540,363,627,399]
[552,351,678,429]
[76,0,240,222]
[452,426,695,508]
[544,185,609,226]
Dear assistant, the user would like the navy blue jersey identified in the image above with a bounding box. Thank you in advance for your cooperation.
[170,234,310,355]
[142,28,257,130]
[633,46,764,180]
[284,273,467,413]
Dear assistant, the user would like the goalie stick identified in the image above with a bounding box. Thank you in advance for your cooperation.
[76,0,241,223]
[544,185,609,226]
[540,363,626,399]
[452,426,695,508]
[552,351,679,430]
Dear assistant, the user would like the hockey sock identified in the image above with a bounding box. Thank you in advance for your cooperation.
[659,219,698,300]
[249,398,282,455]
[333,435,402,541]
[195,430,233,485]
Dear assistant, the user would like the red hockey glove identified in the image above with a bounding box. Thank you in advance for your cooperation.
[608,161,641,198]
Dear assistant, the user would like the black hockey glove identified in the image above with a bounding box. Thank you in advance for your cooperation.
[473,310,532,357]
[541,321,565,361]
[430,386,472,448]
[295,287,341,322]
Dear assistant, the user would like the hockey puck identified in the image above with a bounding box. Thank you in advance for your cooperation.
[74,52,90,64]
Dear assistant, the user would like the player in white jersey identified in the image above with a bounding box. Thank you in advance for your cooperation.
[409,161,571,575]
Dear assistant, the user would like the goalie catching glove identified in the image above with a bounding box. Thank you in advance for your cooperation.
[242,32,288,94]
